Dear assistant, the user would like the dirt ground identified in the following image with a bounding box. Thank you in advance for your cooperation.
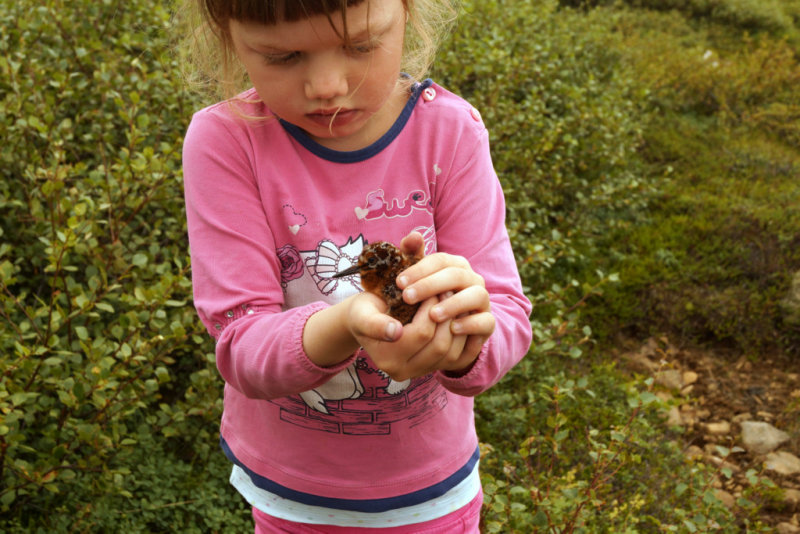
[620,337,800,530]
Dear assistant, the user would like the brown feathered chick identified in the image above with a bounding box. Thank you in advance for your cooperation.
[333,241,420,324]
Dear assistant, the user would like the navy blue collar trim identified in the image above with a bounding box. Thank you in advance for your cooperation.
[278,78,434,164]
[221,437,479,513]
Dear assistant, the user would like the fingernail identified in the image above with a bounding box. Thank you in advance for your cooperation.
[385,322,398,341]
[451,321,463,334]
[432,306,445,321]
[397,275,408,288]
[404,287,417,303]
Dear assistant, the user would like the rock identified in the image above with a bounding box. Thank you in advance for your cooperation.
[666,406,683,427]
[708,454,740,473]
[780,270,800,327]
[765,451,800,476]
[714,489,736,509]
[655,369,683,391]
[777,523,800,534]
[622,350,660,373]
[732,412,753,424]
[682,370,699,386]
[740,421,790,455]
[684,445,704,460]
[706,421,731,435]
[784,488,800,511]
[757,410,775,422]
[696,408,711,420]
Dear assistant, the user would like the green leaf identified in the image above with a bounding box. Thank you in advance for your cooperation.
[95,302,115,313]
[75,326,89,340]
[131,253,148,267]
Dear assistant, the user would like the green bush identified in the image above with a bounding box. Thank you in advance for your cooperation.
[1,0,789,531]
[0,0,249,530]
[582,9,800,354]
[437,1,649,294]
[437,1,773,531]
[562,0,800,40]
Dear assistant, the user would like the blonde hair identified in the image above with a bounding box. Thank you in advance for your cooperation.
[177,0,457,102]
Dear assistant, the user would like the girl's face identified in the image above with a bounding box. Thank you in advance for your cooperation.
[230,0,408,152]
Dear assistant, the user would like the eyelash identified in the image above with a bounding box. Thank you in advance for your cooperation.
[346,41,378,55]
[261,41,377,65]
[262,52,299,65]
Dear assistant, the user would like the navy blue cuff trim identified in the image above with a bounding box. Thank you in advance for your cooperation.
[221,436,479,513]
[278,78,434,164]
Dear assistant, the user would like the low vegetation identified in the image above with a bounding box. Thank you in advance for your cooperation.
[1,0,797,531]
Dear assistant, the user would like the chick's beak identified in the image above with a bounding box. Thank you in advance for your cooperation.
[332,263,362,279]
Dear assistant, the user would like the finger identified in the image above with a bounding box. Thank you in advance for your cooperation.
[397,253,471,288]
[348,292,403,342]
[408,319,466,376]
[403,267,485,306]
[401,297,438,342]
[399,231,425,261]
[440,335,485,373]
[430,286,491,323]
[450,311,496,338]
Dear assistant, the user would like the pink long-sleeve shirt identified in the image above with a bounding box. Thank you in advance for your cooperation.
[183,79,532,512]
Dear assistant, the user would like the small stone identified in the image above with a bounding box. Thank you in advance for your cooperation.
[714,489,736,509]
[776,523,800,534]
[732,412,753,424]
[684,445,704,460]
[655,369,683,390]
[706,421,731,435]
[765,451,800,476]
[656,391,673,402]
[682,370,699,385]
[708,455,740,473]
[622,350,660,373]
[784,488,800,510]
[741,421,790,455]
[666,406,683,426]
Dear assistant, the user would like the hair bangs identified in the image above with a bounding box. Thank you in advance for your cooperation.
[204,0,367,28]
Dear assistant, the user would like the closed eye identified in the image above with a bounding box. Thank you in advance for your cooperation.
[345,38,380,57]
[262,51,300,65]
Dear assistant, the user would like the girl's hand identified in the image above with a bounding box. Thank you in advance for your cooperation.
[346,292,468,381]
[394,231,496,372]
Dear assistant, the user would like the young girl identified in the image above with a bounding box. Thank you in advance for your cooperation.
[181,0,532,531]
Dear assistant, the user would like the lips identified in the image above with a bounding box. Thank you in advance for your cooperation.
[306,108,359,129]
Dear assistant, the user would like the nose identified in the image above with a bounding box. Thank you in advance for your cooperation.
[304,54,349,102]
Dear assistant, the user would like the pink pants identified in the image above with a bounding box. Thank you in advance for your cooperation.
[252,490,483,534]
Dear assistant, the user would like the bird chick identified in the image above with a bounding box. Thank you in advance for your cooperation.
[333,241,420,324]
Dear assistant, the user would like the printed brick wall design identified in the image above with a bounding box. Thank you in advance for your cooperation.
[269,360,448,435]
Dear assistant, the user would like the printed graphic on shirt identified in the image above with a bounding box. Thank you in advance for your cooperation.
[275,233,447,435]
[271,358,447,435]
[282,204,307,235]
[354,164,440,222]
